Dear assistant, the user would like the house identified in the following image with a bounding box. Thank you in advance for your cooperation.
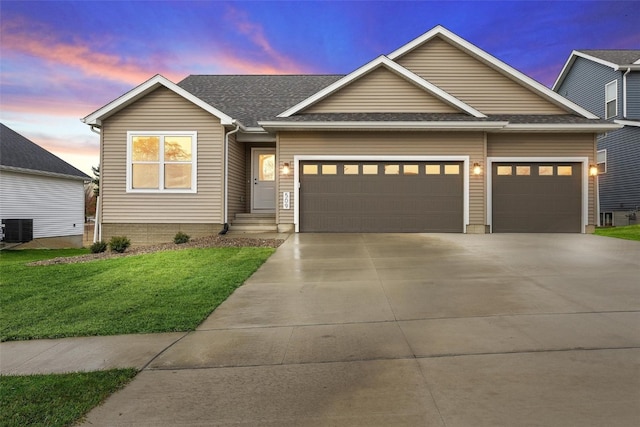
[0,123,90,247]
[553,50,640,226]
[82,26,619,245]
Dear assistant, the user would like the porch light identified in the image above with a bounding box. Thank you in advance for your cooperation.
[589,164,599,177]
[472,162,482,175]
[282,162,291,175]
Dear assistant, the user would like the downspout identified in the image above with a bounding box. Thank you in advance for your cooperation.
[219,120,240,235]
[622,67,631,119]
[89,125,102,242]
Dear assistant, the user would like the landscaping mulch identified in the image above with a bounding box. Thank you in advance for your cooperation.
[28,235,285,266]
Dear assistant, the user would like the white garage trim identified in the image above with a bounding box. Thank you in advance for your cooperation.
[293,155,470,233]
[486,157,590,233]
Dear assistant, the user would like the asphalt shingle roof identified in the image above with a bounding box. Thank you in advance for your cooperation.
[0,123,90,180]
[178,75,344,127]
[578,50,640,66]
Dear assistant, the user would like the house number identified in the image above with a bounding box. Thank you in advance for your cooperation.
[283,192,290,209]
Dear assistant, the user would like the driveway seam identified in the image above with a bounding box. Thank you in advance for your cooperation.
[140,332,191,371]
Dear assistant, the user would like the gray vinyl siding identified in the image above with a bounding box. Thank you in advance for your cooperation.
[0,171,85,239]
[556,57,622,119]
[227,132,246,221]
[277,131,485,226]
[597,126,640,212]
[626,72,640,119]
[395,37,567,114]
[488,133,597,226]
[101,87,224,224]
[305,67,459,113]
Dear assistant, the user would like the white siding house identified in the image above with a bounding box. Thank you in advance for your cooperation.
[0,123,90,247]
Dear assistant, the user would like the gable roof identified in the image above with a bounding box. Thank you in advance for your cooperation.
[82,74,235,127]
[553,50,640,90]
[178,75,343,128]
[0,123,90,180]
[277,55,486,118]
[387,25,598,119]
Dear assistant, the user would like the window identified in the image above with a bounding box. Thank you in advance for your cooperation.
[497,166,512,176]
[343,164,359,175]
[384,165,400,175]
[303,164,318,175]
[538,166,554,176]
[605,80,617,119]
[425,165,440,175]
[557,166,573,176]
[128,132,196,192]
[444,165,460,175]
[597,149,607,174]
[322,164,337,175]
[403,165,419,175]
[516,166,530,176]
[363,165,378,174]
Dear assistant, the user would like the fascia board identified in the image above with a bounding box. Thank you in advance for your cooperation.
[614,119,640,127]
[390,27,599,120]
[0,165,90,181]
[259,121,509,131]
[82,75,234,126]
[498,123,623,132]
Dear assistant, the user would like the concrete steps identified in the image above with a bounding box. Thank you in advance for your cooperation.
[229,213,277,232]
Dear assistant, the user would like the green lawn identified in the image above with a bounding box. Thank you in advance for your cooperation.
[594,224,640,241]
[0,247,274,341]
[0,369,137,427]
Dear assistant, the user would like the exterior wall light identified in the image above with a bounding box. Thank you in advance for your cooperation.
[589,164,599,177]
[282,162,291,175]
[472,162,483,175]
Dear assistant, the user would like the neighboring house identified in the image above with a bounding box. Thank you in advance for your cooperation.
[82,26,619,245]
[554,50,640,226]
[0,123,90,247]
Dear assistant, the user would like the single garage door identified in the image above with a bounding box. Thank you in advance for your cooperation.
[300,161,463,232]
[492,162,582,233]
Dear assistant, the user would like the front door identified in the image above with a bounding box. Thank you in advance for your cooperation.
[252,148,276,211]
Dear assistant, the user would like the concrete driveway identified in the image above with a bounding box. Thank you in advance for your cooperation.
[84,234,640,426]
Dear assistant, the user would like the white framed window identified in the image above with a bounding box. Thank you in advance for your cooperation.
[597,149,607,174]
[127,131,197,193]
[605,80,617,119]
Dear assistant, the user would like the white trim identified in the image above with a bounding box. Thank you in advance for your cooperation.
[614,119,640,127]
[82,75,234,126]
[260,121,508,131]
[605,80,618,119]
[387,26,598,119]
[498,123,622,132]
[293,155,469,233]
[251,147,277,213]
[0,165,88,181]
[486,157,590,233]
[126,131,198,193]
[278,56,485,118]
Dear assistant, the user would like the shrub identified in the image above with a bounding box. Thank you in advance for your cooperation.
[174,231,190,244]
[108,236,131,253]
[90,240,107,253]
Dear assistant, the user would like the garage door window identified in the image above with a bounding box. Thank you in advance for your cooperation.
[303,164,318,175]
[539,166,554,176]
[445,165,460,175]
[516,166,530,176]
[557,166,573,176]
[363,165,378,174]
[425,165,440,174]
[322,164,337,175]
[497,166,512,175]
[344,164,359,175]
[385,165,400,175]
[404,165,419,175]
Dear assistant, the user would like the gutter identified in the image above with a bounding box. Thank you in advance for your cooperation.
[220,121,240,234]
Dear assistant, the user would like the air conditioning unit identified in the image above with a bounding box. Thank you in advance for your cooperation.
[1,219,33,243]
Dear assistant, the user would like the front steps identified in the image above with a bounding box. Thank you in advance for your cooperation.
[229,213,278,233]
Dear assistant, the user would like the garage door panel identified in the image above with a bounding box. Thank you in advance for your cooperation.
[492,162,581,233]
[300,161,463,233]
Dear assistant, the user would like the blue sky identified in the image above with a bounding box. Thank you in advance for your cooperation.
[1,0,639,176]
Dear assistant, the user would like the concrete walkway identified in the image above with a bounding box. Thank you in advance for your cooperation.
[3,233,639,426]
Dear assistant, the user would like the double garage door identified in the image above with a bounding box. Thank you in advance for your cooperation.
[300,161,464,232]
[298,160,583,233]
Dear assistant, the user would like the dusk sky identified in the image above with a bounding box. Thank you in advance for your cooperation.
[1,0,639,177]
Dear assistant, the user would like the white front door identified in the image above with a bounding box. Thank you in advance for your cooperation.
[252,148,276,211]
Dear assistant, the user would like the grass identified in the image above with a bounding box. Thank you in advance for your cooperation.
[0,369,137,427]
[594,224,640,241]
[0,247,274,341]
